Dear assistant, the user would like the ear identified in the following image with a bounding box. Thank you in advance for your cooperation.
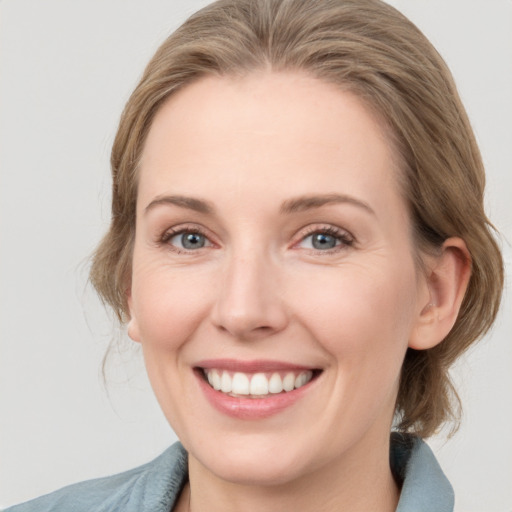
[126,288,141,343]
[409,237,471,350]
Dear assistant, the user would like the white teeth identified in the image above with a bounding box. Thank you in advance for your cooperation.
[204,369,314,396]
[231,372,250,395]
[283,372,295,392]
[268,372,283,393]
[221,371,232,393]
[211,370,221,390]
[250,373,268,395]
[295,372,309,388]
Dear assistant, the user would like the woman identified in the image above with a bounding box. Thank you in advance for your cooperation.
[4,0,504,511]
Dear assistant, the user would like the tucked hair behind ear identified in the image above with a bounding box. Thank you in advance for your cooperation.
[90,0,504,438]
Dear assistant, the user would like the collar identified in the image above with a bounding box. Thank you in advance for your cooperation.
[391,433,454,512]
[151,434,454,512]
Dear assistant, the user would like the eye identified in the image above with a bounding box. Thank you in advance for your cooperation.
[297,227,354,252]
[162,229,213,251]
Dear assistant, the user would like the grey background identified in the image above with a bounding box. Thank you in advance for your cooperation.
[1,1,510,510]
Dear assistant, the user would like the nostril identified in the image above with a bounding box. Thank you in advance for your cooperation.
[255,326,273,332]
[212,309,286,339]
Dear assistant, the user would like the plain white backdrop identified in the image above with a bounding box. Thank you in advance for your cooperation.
[1,1,510,510]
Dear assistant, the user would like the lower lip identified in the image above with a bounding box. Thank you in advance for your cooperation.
[195,370,318,420]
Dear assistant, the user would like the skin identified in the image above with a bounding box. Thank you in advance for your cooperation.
[127,72,470,512]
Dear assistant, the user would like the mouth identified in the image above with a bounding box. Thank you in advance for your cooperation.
[197,367,321,398]
[193,361,323,419]
[193,359,323,419]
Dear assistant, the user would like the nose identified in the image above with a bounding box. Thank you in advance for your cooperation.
[210,251,289,340]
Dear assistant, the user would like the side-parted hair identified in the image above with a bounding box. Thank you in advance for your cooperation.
[90,0,503,438]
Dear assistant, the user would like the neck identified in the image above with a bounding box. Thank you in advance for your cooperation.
[181,432,399,512]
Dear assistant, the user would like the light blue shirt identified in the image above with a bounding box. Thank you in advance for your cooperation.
[4,434,454,512]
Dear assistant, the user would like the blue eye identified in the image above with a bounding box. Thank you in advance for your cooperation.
[310,233,338,249]
[167,231,210,250]
[298,228,353,251]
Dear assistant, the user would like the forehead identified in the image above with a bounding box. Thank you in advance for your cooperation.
[138,71,403,215]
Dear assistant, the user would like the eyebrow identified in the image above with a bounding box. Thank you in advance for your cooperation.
[144,195,214,215]
[280,193,375,215]
[144,193,375,216]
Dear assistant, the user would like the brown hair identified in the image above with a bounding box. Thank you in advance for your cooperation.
[90,0,503,438]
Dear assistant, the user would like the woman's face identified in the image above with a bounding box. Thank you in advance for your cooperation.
[128,72,430,485]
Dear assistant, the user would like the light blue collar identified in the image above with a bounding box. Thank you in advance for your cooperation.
[391,433,454,512]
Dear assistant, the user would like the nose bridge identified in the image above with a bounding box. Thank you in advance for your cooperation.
[211,242,288,339]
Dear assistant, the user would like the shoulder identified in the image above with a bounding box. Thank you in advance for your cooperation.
[391,433,454,512]
[3,443,188,512]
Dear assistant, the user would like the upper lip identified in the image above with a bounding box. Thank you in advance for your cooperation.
[195,359,318,373]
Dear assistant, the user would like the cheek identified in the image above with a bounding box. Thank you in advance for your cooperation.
[129,258,217,427]
[295,262,418,427]
[291,261,418,362]
[130,259,214,352]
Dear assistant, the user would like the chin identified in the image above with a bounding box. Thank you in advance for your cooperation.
[183,426,331,487]
[198,449,312,487]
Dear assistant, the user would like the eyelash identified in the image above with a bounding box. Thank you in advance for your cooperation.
[159,226,212,254]
[295,226,354,253]
[159,225,355,254]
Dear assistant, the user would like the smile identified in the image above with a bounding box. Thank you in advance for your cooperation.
[194,360,322,419]
[203,369,314,398]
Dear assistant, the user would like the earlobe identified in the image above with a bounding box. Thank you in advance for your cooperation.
[126,289,141,343]
[409,237,471,350]
[127,318,141,342]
